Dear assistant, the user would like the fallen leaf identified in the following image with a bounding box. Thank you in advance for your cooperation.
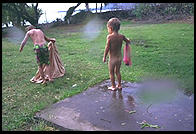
[121,122,126,126]
[72,84,77,87]
[129,110,136,114]
[138,121,160,129]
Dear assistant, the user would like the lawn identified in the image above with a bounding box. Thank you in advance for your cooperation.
[2,20,194,130]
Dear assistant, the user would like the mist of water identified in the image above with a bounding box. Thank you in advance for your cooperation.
[137,79,179,104]
[5,26,25,45]
[81,16,104,41]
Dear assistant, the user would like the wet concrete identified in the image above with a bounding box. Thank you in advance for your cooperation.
[35,80,194,131]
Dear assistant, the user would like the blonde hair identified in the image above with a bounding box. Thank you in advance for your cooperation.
[25,25,35,31]
[107,18,121,32]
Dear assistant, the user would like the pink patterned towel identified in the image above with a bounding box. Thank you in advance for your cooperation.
[123,44,132,66]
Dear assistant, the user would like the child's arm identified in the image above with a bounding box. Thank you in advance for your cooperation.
[103,35,111,62]
[19,32,30,52]
[123,35,130,45]
[44,35,56,43]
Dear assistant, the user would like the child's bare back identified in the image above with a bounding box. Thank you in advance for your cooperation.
[108,33,124,61]
[28,29,46,46]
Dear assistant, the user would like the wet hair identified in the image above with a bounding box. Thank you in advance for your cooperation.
[107,18,121,32]
[25,25,35,31]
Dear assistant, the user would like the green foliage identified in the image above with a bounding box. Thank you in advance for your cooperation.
[132,4,151,18]
[132,3,194,19]
[2,3,43,26]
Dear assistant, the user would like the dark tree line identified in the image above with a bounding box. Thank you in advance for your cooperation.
[2,3,108,27]
[2,3,193,27]
[132,3,194,19]
[2,3,43,27]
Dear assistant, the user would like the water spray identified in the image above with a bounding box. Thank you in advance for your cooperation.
[81,16,104,41]
[5,26,25,45]
[137,78,179,104]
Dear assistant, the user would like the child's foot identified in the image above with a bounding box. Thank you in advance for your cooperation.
[116,85,122,90]
[108,86,117,91]
[49,78,54,82]
[42,80,47,85]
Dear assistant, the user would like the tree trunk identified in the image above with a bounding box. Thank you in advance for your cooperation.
[96,3,97,13]
[5,23,9,28]
[33,3,39,26]
[100,3,102,13]
[65,3,81,24]
[22,19,25,26]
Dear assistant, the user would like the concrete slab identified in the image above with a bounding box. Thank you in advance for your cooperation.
[35,80,194,131]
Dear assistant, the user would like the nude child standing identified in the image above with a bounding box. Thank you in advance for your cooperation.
[103,18,130,91]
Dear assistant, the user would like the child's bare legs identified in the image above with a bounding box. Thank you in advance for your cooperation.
[39,64,46,84]
[115,61,122,90]
[110,70,116,88]
[108,61,116,90]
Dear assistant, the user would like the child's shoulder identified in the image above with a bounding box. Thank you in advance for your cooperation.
[29,29,37,34]
[116,33,125,39]
[107,34,112,37]
[107,34,113,40]
[118,33,125,37]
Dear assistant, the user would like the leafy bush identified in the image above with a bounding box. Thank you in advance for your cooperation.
[132,3,194,20]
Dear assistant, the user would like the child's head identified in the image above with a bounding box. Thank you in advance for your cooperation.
[107,18,121,33]
[25,25,35,32]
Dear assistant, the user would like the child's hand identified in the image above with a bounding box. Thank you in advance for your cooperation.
[19,47,23,52]
[103,57,106,63]
[127,38,131,45]
[51,38,56,43]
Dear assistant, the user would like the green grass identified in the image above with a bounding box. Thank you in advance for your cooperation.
[2,21,194,131]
